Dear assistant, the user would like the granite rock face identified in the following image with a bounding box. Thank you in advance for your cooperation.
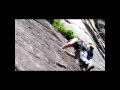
[15,19,81,71]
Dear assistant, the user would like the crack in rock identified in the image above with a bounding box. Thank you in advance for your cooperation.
[56,63,67,69]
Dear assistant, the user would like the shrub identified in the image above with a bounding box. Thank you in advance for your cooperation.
[51,19,79,40]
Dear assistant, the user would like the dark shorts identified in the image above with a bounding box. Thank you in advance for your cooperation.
[87,54,93,60]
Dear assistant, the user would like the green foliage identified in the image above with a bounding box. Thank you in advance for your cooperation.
[73,34,80,38]
[51,19,79,40]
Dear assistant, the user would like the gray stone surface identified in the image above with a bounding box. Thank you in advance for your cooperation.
[15,19,81,71]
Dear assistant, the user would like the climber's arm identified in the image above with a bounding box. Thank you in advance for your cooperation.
[61,42,74,49]
[64,50,77,59]
[61,38,78,49]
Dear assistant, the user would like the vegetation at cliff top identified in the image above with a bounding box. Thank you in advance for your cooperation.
[48,19,79,40]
